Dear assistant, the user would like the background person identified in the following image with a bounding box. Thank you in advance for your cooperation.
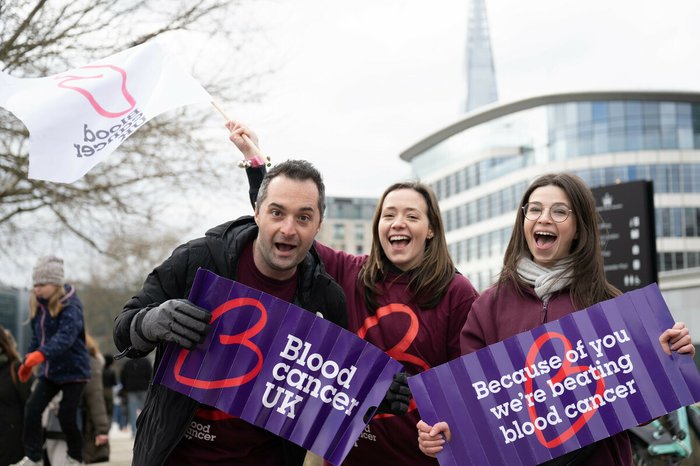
[229,121,478,465]
[81,334,110,463]
[113,159,348,466]
[0,325,34,466]
[44,333,110,465]
[118,356,151,438]
[12,255,90,466]
[417,173,695,465]
[43,334,110,465]
[113,383,127,432]
[101,354,117,429]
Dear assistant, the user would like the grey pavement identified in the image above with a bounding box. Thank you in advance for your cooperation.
[102,425,323,465]
[103,426,133,466]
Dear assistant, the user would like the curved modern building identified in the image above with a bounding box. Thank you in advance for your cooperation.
[400,90,700,329]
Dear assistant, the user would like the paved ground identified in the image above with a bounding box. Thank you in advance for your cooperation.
[102,426,324,465]
[103,426,133,466]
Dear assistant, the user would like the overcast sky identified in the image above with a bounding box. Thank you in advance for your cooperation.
[201,0,700,204]
[7,0,700,288]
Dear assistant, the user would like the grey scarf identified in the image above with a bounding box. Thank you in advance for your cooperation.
[516,257,572,303]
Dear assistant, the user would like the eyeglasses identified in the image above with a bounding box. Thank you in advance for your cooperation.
[522,202,572,223]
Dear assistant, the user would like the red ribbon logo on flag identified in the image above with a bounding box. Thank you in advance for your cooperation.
[55,64,136,117]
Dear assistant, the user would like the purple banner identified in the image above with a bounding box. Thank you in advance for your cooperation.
[409,284,700,466]
[153,268,402,465]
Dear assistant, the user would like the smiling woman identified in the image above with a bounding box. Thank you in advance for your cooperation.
[306,181,479,466]
[377,188,434,271]
[228,121,480,466]
[417,173,696,466]
[523,185,578,269]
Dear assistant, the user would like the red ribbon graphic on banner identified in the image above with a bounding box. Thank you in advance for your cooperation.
[174,297,268,389]
[358,303,429,417]
[524,332,605,447]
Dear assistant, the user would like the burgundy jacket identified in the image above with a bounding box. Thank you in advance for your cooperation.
[461,281,633,466]
[315,242,478,466]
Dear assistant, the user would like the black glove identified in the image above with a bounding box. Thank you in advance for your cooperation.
[130,299,211,352]
[377,372,412,416]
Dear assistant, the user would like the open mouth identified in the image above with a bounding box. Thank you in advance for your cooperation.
[389,235,411,248]
[275,242,296,252]
[534,231,557,247]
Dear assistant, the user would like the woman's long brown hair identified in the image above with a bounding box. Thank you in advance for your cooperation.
[85,333,100,357]
[498,173,620,308]
[358,182,455,313]
[0,325,21,363]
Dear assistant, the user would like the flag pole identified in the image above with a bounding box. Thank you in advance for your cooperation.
[210,101,264,158]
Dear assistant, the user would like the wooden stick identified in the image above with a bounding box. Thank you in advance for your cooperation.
[210,101,267,161]
[211,101,231,121]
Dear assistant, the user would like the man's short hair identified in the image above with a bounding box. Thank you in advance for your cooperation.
[256,159,326,218]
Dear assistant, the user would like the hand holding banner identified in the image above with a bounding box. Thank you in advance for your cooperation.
[153,268,402,466]
[409,284,700,466]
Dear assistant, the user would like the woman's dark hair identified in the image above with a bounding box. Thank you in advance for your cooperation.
[498,173,620,308]
[0,325,21,363]
[358,182,455,312]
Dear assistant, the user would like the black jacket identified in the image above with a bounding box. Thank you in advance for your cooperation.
[113,216,347,466]
[119,357,152,392]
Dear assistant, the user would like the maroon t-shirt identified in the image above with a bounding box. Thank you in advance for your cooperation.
[314,242,478,466]
[165,242,298,465]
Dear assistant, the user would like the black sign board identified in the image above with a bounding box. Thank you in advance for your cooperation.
[591,180,657,293]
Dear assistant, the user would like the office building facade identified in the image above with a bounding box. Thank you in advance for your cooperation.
[317,196,377,255]
[0,286,31,352]
[400,91,700,327]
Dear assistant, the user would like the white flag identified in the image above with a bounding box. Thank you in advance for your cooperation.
[0,41,212,183]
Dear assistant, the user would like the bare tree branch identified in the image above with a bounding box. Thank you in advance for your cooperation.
[0,0,271,267]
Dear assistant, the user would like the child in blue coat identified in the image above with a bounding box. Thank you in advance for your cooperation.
[12,255,90,466]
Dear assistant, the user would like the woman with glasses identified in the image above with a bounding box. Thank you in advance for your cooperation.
[417,172,694,465]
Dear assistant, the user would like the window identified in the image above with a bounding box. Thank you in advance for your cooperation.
[478,234,489,260]
[653,165,669,193]
[663,252,673,271]
[457,169,467,193]
[454,241,463,264]
[675,252,685,269]
[489,230,500,257]
[355,224,365,241]
[686,208,699,237]
[668,207,683,238]
[592,102,608,122]
[468,237,478,262]
[688,252,700,268]
[578,102,593,124]
[467,202,478,225]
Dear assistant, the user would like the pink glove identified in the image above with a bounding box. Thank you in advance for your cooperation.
[18,350,45,382]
